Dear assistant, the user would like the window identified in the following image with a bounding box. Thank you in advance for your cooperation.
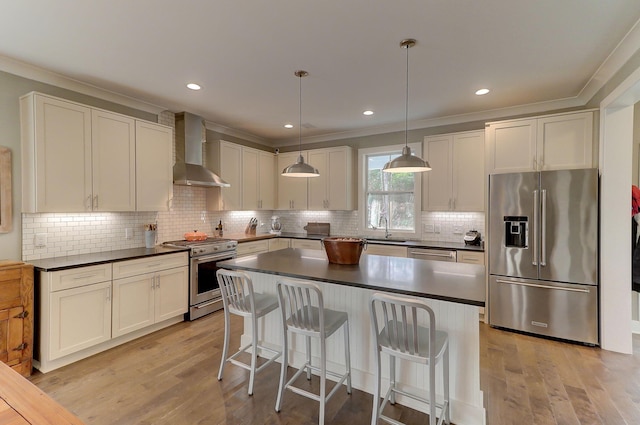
[359,144,421,238]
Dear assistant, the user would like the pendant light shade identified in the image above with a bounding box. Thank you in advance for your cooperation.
[282,70,320,178]
[382,145,432,172]
[383,39,431,173]
[281,154,320,176]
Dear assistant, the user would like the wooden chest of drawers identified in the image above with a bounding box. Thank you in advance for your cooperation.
[0,261,34,376]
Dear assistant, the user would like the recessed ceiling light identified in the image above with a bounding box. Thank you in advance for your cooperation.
[363,110,374,116]
[187,83,201,90]
[475,88,490,95]
[284,124,293,129]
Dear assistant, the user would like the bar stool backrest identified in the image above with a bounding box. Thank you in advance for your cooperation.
[217,269,256,316]
[370,292,436,363]
[277,279,325,335]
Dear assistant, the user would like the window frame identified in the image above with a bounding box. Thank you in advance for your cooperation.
[358,143,422,240]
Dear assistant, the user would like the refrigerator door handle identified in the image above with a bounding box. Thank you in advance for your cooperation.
[541,189,547,267]
[532,189,539,266]
[495,279,591,293]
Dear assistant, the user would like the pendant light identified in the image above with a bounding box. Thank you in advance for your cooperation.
[383,39,431,173]
[282,70,320,177]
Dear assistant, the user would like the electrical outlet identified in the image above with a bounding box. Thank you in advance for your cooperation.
[453,225,464,234]
[125,228,133,239]
[423,223,435,233]
[434,224,441,233]
[35,233,47,247]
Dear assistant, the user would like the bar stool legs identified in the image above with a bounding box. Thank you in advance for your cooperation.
[275,279,352,425]
[370,292,450,425]
[216,269,281,396]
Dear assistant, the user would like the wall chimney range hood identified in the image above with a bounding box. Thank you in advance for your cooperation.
[173,112,230,187]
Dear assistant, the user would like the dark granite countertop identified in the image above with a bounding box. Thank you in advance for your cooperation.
[273,232,484,252]
[219,248,485,306]
[28,246,189,272]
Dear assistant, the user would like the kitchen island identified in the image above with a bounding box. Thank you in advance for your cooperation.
[219,248,486,425]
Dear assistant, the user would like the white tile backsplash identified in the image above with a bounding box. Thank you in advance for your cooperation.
[22,206,484,261]
[421,211,485,243]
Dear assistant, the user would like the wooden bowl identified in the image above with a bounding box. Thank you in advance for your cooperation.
[322,237,366,265]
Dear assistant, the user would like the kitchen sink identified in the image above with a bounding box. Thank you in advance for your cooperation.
[364,238,408,244]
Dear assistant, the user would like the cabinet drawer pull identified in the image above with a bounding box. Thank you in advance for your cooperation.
[73,274,98,280]
[13,343,27,351]
[13,311,28,319]
[146,263,162,268]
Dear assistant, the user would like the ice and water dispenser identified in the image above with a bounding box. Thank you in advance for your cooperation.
[504,216,528,248]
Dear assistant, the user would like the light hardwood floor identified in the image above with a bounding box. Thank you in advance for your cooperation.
[29,311,640,424]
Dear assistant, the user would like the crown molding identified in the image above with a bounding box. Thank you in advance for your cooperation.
[203,120,269,145]
[275,96,585,146]
[577,17,640,103]
[0,54,166,114]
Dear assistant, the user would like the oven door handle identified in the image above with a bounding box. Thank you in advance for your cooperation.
[192,253,236,263]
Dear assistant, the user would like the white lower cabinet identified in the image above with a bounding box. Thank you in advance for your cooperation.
[365,244,408,257]
[457,250,485,265]
[49,281,112,361]
[237,240,270,257]
[268,238,291,251]
[112,274,154,337]
[112,254,188,337]
[41,263,113,362]
[290,239,322,251]
[37,252,188,373]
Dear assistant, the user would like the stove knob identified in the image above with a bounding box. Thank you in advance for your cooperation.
[214,246,218,251]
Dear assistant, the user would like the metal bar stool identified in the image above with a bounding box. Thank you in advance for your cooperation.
[274,279,352,425]
[369,292,450,425]
[216,269,281,395]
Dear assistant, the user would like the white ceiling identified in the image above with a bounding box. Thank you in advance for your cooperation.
[1,1,640,146]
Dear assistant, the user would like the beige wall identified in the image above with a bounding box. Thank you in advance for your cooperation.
[0,70,156,261]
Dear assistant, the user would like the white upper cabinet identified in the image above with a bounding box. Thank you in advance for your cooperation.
[92,110,136,211]
[242,147,275,210]
[135,121,173,211]
[536,112,594,170]
[423,135,452,211]
[308,146,354,210]
[21,92,173,213]
[258,150,276,210]
[207,141,275,211]
[220,142,242,210]
[277,151,309,210]
[486,111,594,174]
[423,130,485,212]
[21,93,92,212]
[206,140,242,211]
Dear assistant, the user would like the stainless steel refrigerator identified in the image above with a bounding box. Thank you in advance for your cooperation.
[488,168,598,345]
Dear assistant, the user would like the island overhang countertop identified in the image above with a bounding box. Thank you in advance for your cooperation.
[219,248,485,306]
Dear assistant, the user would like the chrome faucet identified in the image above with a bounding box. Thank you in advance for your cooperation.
[378,216,391,239]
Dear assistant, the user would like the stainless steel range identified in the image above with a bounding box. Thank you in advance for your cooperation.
[163,238,238,320]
